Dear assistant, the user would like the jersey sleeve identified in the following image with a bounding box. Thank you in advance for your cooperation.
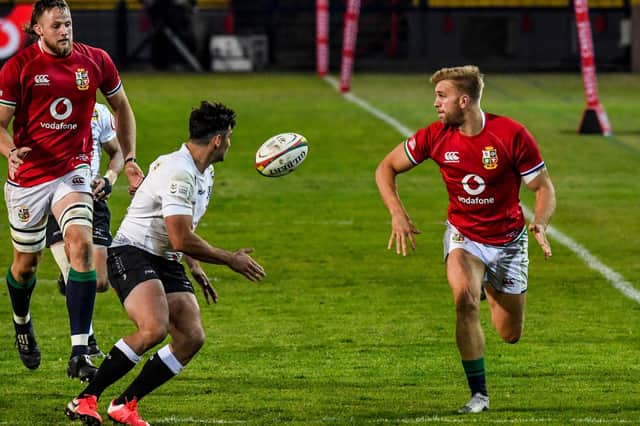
[161,168,195,218]
[96,105,116,144]
[97,49,122,98]
[0,59,20,108]
[514,127,545,179]
[403,127,431,165]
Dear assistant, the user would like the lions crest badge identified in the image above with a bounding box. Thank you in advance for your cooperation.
[17,206,30,222]
[75,68,89,91]
[482,146,498,170]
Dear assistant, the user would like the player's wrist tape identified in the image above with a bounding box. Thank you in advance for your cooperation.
[124,157,136,164]
[101,176,112,196]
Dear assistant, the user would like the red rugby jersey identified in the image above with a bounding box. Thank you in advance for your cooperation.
[404,113,545,245]
[0,41,121,186]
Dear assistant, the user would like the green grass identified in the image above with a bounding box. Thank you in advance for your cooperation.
[0,72,639,425]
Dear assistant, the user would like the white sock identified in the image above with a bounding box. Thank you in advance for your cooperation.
[50,243,70,283]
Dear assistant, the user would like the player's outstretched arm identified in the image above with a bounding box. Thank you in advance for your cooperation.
[375,143,421,256]
[166,215,266,282]
[525,168,556,259]
[107,89,144,194]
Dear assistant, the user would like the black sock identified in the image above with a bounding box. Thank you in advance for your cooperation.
[6,269,36,333]
[115,348,182,404]
[462,358,488,397]
[81,344,138,400]
[66,268,97,357]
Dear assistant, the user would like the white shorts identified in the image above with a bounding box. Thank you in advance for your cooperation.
[4,167,92,252]
[443,222,529,294]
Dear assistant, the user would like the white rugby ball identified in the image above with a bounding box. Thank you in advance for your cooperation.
[255,132,309,177]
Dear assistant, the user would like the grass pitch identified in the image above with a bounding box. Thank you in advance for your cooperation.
[0,72,639,425]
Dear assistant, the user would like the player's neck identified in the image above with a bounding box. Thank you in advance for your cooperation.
[185,142,210,173]
[458,108,485,137]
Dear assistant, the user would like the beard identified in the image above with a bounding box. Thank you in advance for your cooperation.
[441,107,465,127]
[43,38,72,56]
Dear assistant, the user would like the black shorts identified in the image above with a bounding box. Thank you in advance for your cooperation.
[45,199,112,247]
[107,245,195,304]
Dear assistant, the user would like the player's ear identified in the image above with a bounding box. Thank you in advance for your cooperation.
[211,134,221,149]
[459,94,470,109]
[33,24,43,37]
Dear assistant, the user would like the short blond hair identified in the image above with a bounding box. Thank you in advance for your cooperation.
[430,65,484,103]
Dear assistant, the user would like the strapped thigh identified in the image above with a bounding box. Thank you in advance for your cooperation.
[59,202,94,237]
[10,215,49,253]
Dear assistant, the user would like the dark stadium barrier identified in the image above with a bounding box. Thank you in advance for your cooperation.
[0,0,635,72]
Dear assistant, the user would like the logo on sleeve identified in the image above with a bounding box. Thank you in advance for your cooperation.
[169,180,193,199]
[482,146,498,170]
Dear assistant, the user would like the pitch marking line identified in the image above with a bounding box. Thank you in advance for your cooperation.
[324,75,640,305]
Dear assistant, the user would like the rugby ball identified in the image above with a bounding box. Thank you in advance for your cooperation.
[255,132,309,177]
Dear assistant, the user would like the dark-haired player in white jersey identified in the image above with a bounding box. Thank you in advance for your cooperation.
[376,65,556,414]
[0,0,143,382]
[46,102,124,359]
[65,101,266,426]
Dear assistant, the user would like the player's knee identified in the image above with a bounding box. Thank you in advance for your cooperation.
[177,325,206,356]
[454,289,480,314]
[189,327,206,353]
[138,323,169,349]
[499,327,522,344]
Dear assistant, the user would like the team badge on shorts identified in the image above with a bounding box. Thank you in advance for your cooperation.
[482,146,498,170]
[17,206,30,222]
[451,233,465,243]
[75,68,89,91]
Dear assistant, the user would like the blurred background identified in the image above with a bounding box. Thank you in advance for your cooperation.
[0,0,637,73]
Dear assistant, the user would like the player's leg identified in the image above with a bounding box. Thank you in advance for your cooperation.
[67,247,167,424]
[52,169,98,381]
[484,231,529,343]
[108,292,201,426]
[46,214,69,295]
[108,262,201,425]
[8,249,42,370]
[85,199,113,359]
[484,287,526,343]
[4,182,51,370]
[443,223,490,414]
[446,249,491,413]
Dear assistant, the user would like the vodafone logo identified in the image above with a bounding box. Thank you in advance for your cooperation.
[50,97,73,120]
[461,174,485,196]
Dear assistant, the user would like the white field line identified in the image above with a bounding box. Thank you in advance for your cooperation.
[152,416,634,424]
[324,75,640,305]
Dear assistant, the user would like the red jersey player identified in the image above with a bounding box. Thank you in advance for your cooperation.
[0,0,143,383]
[376,65,556,414]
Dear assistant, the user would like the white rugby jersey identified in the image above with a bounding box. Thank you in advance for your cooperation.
[90,103,117,180]
[112,144,214,261]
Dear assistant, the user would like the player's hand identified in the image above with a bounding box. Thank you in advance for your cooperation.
[91,176,112,201]
[7,147,31,180]
[124,160,144,195]
[189,262,218,304]
[229,248,266,282]
[388,213,421,256]
[529,222,552,259]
